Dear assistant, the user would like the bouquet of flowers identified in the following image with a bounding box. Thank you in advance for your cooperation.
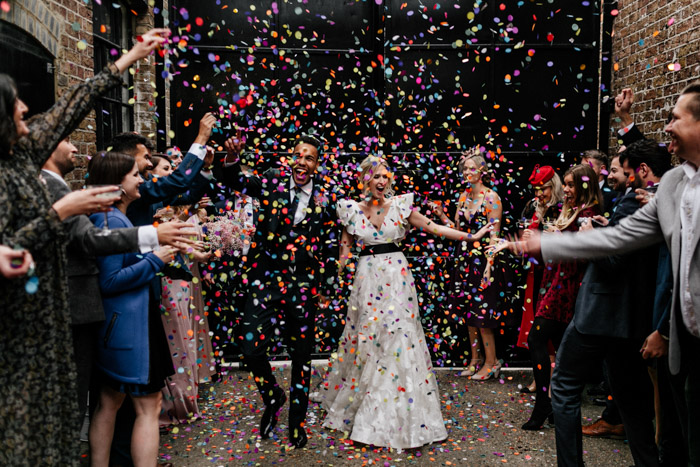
[202,208,255,256]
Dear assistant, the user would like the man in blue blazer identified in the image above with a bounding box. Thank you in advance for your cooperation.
[221,134,338,449]
[522,82,700,466]
[108,113,217,227]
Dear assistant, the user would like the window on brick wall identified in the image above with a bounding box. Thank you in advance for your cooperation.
[92,2,134,150]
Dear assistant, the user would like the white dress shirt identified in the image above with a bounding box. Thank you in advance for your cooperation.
[680,162,700,337]
[289,178,313,225]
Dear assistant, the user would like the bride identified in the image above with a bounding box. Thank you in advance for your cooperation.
[315,155,493,449]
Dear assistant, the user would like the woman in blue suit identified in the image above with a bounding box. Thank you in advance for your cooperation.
[87,152,177,467]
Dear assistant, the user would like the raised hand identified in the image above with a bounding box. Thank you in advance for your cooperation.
[195,113,218,146]
[224,130,246,164]
[614,88,634,126]
[203,145,216,167]
[0,246,34,279]
[115,28,171,73]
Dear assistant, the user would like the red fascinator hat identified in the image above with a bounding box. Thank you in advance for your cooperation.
[528,165,555,186]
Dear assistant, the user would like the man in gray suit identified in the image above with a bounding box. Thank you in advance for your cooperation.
[40,138,195,418]
[521,82,700,466]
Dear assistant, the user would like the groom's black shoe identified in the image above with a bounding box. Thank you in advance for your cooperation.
[260,388,287,439]
[289,425,308,449]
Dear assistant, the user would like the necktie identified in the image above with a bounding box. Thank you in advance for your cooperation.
[289,186,301,225]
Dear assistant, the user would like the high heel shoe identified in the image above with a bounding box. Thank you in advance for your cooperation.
[458,361,483,377]
[521,406,554,430]
[520,381,536,394]
[470,362,502,381]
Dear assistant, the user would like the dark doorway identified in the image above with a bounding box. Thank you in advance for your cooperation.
[0,21,56,117]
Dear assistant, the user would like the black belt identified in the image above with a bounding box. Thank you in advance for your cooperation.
[359,243,402,257]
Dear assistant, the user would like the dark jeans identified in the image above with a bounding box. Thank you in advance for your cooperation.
[551,322,658,467]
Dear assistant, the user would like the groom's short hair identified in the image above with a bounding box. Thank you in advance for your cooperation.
[296,134,321,153]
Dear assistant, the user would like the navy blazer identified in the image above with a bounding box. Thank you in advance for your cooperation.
[573,191,658,340]
[91,209,164,384]
[127,147,206,226]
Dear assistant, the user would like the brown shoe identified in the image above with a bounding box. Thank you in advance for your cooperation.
[581,419,626,439]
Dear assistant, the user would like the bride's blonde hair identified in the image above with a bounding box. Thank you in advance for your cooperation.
[358,155,395,199]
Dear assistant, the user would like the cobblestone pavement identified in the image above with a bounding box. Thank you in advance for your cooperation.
[154,364,634,466]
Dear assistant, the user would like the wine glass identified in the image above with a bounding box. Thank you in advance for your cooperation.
[89,184,123,236]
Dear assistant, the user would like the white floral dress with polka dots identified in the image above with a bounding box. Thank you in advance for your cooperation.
[316,194,447,449]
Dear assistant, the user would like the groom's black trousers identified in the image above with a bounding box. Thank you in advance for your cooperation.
[240,270,316,430]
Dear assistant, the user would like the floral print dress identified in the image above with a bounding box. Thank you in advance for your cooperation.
[0,65,122,466]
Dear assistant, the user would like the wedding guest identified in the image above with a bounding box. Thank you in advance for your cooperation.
[581,149,619,214]
[166,146,183,168]
[156,205,216,426]
[492,164,602,430]
[444,147,510,380]
[86,151,178,467]
[41,138,196,421]
[0,27,169,465]
[517,166,563,392]
[107,122,217,466]
[315,155,491,448]
[148,154,173,178]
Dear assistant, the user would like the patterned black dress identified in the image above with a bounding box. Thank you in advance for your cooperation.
[447,198,518,329]
[0,65,122,466]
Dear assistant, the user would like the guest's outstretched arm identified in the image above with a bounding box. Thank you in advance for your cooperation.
[407,209,495,241]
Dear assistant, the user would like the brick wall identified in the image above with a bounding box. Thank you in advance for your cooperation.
[3,0,160,187]
[610,0,700,147]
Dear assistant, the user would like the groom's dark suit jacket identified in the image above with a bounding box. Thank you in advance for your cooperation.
[221,163,338,297]
[42,171,140,324]
[572,191,658,341]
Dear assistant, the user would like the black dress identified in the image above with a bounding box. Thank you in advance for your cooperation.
[447,200,518,329]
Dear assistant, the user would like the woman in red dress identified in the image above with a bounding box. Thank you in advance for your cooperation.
[517,166,563,392]
[522,164,602,430]
[491,164,602,430]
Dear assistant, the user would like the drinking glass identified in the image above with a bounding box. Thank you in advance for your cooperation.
[89,184,122,236]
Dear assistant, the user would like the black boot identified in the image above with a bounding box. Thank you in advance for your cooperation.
[289,424,308,449]
[522,400,554,431]
[260,387,287,439]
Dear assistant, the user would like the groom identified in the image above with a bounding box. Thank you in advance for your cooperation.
[221,134,337,448]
